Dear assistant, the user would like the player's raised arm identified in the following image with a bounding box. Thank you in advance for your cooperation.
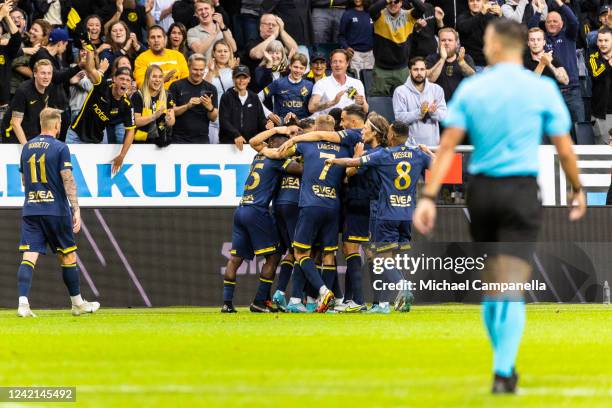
[249,126,297,152]
[278,130,341,154]
[79,45,102,86]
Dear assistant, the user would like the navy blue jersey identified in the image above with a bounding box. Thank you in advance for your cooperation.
[337,128,363,154]
[345,142,376,209]
[362,145,384,201]
[289,141,350,209]
[275,158,301,205]
[263,77,313,119]
[241,154,286,208]
[360,145,431,221]
[20,135,72,217]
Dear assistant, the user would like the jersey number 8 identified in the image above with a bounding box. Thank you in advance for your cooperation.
[394,161,411,190]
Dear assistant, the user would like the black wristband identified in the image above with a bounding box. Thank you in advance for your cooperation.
[221,27,228,32]
[421,193,437,202]
[206,106,214,113]
[572,185,583,193]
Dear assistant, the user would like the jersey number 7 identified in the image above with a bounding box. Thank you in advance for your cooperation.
[319,153,336,180]
[27,153,48,183]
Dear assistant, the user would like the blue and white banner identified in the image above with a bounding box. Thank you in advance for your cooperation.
[0,145,610,207]
[0,145,257,207]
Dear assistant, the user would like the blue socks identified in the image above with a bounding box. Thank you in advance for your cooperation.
[18,260,35,297]
[223,279,236,304]
[255,277,273,302]
[300,257,325,291]
[61,262,80,297]
[276,260,293,293]
[482,297,526,377]
[290,262,306,299]
[346,254,363,304]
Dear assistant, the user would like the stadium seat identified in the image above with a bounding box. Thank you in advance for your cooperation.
[368,97,395,123]
[575,121,595,144]
[360,69,374,97]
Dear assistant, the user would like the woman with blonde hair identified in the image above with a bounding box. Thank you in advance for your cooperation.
[131,64,176,146]
[205,40,238,144]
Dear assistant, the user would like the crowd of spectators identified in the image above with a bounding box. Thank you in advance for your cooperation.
[0,0,610,149]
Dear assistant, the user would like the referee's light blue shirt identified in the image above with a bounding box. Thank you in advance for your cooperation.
[443,63,571,177]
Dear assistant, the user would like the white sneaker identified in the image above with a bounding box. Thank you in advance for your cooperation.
[71,300,100,316]
[343,300,367,313]
[17,303,37,318]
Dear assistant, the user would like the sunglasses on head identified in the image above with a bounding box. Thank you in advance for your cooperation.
[391,0,401,4]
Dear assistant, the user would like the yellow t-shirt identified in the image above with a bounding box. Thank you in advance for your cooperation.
[134,49,189,90]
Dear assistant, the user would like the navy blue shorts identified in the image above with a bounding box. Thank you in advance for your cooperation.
[230,206,279,260]
[274,203,299,253]
[342,207,370,244]
[371,219,412,253]
[19,215,76,255]
[293,206,339,252]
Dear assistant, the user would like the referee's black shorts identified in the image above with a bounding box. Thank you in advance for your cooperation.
[466,175,542,243]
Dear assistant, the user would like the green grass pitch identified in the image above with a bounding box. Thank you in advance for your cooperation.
[0,305,610,407]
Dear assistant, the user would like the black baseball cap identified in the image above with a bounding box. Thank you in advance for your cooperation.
[311,51,326,63]
[600,5,610,15]
[232,65,251,78]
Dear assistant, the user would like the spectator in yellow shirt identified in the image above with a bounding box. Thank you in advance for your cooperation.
[134,25,189,89]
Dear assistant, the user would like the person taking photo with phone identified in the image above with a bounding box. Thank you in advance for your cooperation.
[170,53,219,144]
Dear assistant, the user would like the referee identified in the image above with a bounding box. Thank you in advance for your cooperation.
[413,19,586,393]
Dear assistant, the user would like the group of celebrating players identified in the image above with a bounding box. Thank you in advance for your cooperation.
[222,104,434,314]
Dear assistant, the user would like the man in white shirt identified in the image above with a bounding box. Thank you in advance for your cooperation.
[308,49,368,116]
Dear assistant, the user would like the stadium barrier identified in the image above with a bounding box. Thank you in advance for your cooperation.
[0,145,610,207]
[0,207,610,308]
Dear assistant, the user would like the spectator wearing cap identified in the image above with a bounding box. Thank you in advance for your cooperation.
[171,53,219,144]
[530,0,584,132]
[242,14,298,77]
[134,25,189,89]
[586,5,612,53]
[305,51,331,83]
[219,65,268,149]
[0,3,22,123]
[369,0,417,96]
[456,0,503,72]
[587,27,612,145]
[338,0,375,79]
[187,0,237,60]
[309,49,368,115]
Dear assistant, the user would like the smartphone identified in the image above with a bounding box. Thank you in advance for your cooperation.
[201,90,214,99]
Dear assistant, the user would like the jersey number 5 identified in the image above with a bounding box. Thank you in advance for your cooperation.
[394,161,411,190]
[27,153,47,183]
[245,163,264,190]
[319,153,336,180]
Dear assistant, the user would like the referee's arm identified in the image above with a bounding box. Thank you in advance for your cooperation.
[550,134,586,220]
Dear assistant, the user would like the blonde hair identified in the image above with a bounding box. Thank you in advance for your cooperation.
[33,58,53,73]
[366,112,390,145]
[140,65,167,112]
[315,115,335,132]
[261,40,288,71]
[39,107,61,130]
